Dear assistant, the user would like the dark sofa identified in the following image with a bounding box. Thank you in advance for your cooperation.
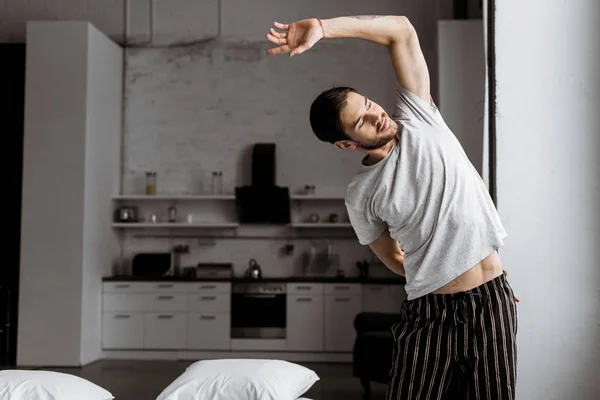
[352,311,402,395]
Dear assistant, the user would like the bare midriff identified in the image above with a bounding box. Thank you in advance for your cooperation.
[432,250,504,294]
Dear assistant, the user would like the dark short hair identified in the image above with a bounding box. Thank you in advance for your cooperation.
[309,86,357,143]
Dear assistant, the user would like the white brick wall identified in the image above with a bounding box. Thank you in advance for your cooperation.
[3,0,441,278]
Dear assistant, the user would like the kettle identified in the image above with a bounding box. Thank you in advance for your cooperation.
[245,258,262,280]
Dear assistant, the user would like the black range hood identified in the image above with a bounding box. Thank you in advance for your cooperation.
[235,143,291,224]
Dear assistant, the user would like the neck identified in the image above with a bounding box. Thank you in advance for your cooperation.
[362,137,397,166]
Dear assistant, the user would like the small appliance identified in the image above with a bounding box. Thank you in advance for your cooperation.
[245,259,262,280]
[131,253,171,277]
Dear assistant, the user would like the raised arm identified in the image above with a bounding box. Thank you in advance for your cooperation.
[266,15,431,104]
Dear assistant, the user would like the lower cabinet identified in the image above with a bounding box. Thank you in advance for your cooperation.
[323,285,362,352]
[102,282,231,351]
[143,313,186,350]
[102,281,405,353]
[186,313,231,350]
[362,284,407,313]
[102,312,143,349]
[286,294,324,351]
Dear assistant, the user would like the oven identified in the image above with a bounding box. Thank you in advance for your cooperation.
[231,282,286,339]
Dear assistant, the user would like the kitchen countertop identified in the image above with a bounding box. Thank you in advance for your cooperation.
[102,275,406,284]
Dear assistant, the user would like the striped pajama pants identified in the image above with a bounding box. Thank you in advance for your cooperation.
[385,273,518,400]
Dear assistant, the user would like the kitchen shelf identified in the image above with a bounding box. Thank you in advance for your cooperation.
[290,195,345,201]
[289,223,353,228]
[112,195,235,201]
[112,222,240,229]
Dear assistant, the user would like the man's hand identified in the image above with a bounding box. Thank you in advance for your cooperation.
[266,19,324,57]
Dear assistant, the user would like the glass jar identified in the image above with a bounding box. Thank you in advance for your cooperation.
[145,171,157,195]
[212,171,223,195]
[168,205,177,223]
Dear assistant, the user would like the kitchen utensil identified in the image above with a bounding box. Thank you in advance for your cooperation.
[182,266,196,279]
[356,259,370,278]
[171,245,189,277]
[308,213,320,223]
[115,206,138,222]
[245,258,262,280]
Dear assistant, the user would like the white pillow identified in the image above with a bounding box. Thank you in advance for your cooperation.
[0,370,114,400]
[156,359,319,400]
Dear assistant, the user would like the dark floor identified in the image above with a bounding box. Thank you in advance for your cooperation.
[24,360,388,400]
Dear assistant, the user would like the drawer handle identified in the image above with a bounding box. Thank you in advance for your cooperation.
[157,284,174,288]
[115,284,131,289]
[297,298,313,302]
[296,286,311,290]
[200,285,217,289]
[157,315,174,319]
[200,296,217,301]
[334,286,350,290]
[114,314,130,319]
[157,295,174,300]
[200,315,216,320]
[335,298,351,302]
[370,287,383,291]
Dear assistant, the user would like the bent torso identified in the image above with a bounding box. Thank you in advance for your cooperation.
[432,250,504,294]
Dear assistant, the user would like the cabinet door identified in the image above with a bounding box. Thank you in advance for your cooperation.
[102,312,143,349]
[186,313,231,350]
[143,313,186,350]
[324,295,362,352]
[362,284,407,313]
[286,295,324,351]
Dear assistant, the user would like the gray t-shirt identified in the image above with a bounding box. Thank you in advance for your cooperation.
[345,85,507,300]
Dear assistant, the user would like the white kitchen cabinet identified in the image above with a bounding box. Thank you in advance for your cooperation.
[101,281,233,351]
[187,293,230,313]
[186,282,231,293]
[103,294,147,312]
[102,312,143,349]
[143,313,186,349]
[143,294,187,312]
[324,285,362,352]
[287,283,324,295]
[187,313,231,350]
[362,284,407,313]
[286,294,324,351]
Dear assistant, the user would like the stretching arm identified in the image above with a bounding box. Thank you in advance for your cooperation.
[266,15,431,103]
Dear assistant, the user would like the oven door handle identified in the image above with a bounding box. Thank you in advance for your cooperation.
[242,294,278,299]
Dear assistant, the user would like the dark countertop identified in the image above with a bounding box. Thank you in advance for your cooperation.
[102,275,406,284]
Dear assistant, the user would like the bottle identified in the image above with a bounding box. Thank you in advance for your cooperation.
[212,171,223,195]
[168,205,177,223]
[145,171,157,195]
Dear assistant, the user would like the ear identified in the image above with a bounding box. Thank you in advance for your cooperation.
[333,140,356,151]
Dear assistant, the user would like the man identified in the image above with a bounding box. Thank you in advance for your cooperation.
[266,14,518,400]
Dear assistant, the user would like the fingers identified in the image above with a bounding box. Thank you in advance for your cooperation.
[266,33,286,46]
[269,28,287,39]
[274,21,289,30]
[266,44,290,56]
